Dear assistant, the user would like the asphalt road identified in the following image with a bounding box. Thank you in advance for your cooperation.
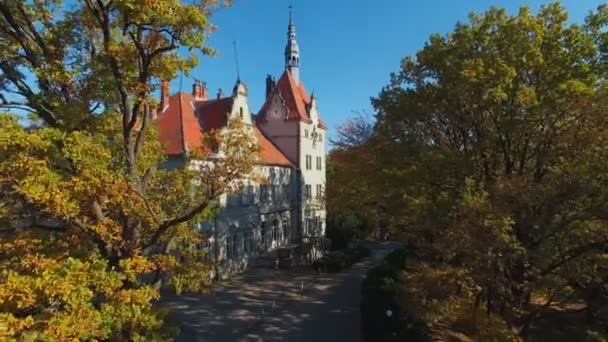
[162,242,397,342]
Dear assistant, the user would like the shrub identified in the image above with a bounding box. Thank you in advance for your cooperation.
[312,245,371,273]
[361,248,430,342]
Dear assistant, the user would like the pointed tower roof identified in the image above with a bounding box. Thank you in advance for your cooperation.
[285,6,300,83]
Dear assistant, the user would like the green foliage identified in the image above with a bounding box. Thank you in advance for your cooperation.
[361,248,430,342]
[0,0,260,340]
[311,245,371,273]
[326,112,388,242]
[338,2,608,339]
[326,211,370,250]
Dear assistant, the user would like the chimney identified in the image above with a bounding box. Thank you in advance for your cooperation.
[150,103,158,120]
[217,88,224,100]
[192,80,208,101]
[160,79,169,110]
[265,74,276,99]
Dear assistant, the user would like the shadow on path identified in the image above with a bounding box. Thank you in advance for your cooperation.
[160,241,398,342]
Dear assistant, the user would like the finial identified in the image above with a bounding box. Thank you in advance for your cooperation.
[289,5,293,26]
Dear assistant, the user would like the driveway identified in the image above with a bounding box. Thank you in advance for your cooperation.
[161,241,397,342]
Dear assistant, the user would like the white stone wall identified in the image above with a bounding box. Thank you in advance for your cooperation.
[256,93,327,243]
[197,164,296,277]
[189,82,327,278]
[228,83,254,125]
[298,120,326,239]
[257,93,300,164]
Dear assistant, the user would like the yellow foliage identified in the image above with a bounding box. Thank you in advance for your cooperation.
[0,0,258,339]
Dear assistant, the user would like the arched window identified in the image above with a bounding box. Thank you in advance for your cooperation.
[272,219,279,244]
[260,222,267,251]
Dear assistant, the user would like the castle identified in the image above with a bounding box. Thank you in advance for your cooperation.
[156,10,327,277]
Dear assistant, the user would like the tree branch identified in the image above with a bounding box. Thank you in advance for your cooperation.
[143,197,214,252]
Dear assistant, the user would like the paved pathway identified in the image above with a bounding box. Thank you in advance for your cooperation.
[161,242,397,342]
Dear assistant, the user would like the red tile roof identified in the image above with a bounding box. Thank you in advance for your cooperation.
[257,70,327,129]
[157,91,292,167]
[157,92,202,155]
[254,127,292,166]
[196,97,232,132]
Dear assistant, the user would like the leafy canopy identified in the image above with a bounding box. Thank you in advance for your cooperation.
[337,2,608,340]
[0,0,262,340]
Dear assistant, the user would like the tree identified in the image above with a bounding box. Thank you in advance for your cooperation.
[0,0,259,339]
[326,112,383,245]
[369,3,608,339]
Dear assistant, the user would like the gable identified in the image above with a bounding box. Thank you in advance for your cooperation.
[157,90,293,166]
[257,70,327,129]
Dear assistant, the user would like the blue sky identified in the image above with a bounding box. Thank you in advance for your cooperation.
[172,0,605,139]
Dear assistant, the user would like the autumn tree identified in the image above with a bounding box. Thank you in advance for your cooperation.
[0,0,259,339]
[367,3,608,340]
[325,112,378,246]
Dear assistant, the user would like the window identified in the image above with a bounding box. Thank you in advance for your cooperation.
[226,235,233,259]
[283,221,289,243]
[241,185,253,206]
[316,184,322,199]
[239,107,243,118]
[226,232,241,260]
[244,231,254,254]
[227,194,239,207]
[305,155,312,170]
[304,129,309,138]
[305,184,312,200]
[318,133,323,142]
[305,218,314,236]
[283,184,290,201]
[272,220,278,243]
[316,156,322,170]
[260,185,269,202]
[260,223,267,249]
[232,234,239,258]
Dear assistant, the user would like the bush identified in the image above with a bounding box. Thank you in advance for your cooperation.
[312,245,371,273]
[361,248,430,342]
[326,213,371,250]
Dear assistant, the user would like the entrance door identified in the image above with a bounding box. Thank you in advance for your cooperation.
[282,222,288,244]
[272,219,278,248]
[260,222,267,251]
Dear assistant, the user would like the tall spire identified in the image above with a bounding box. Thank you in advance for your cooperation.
[285,5,300,83]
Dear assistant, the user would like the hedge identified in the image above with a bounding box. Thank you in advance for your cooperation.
[312,245,371,273]
[360,248,430,342]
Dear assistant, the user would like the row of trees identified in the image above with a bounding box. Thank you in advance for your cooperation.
[0,0,258,339]
[329,3,608,339]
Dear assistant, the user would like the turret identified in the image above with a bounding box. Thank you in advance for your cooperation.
[284,6,300,83]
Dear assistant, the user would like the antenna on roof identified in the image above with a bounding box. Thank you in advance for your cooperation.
[233,40,241,81]
[179,70,184,93]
